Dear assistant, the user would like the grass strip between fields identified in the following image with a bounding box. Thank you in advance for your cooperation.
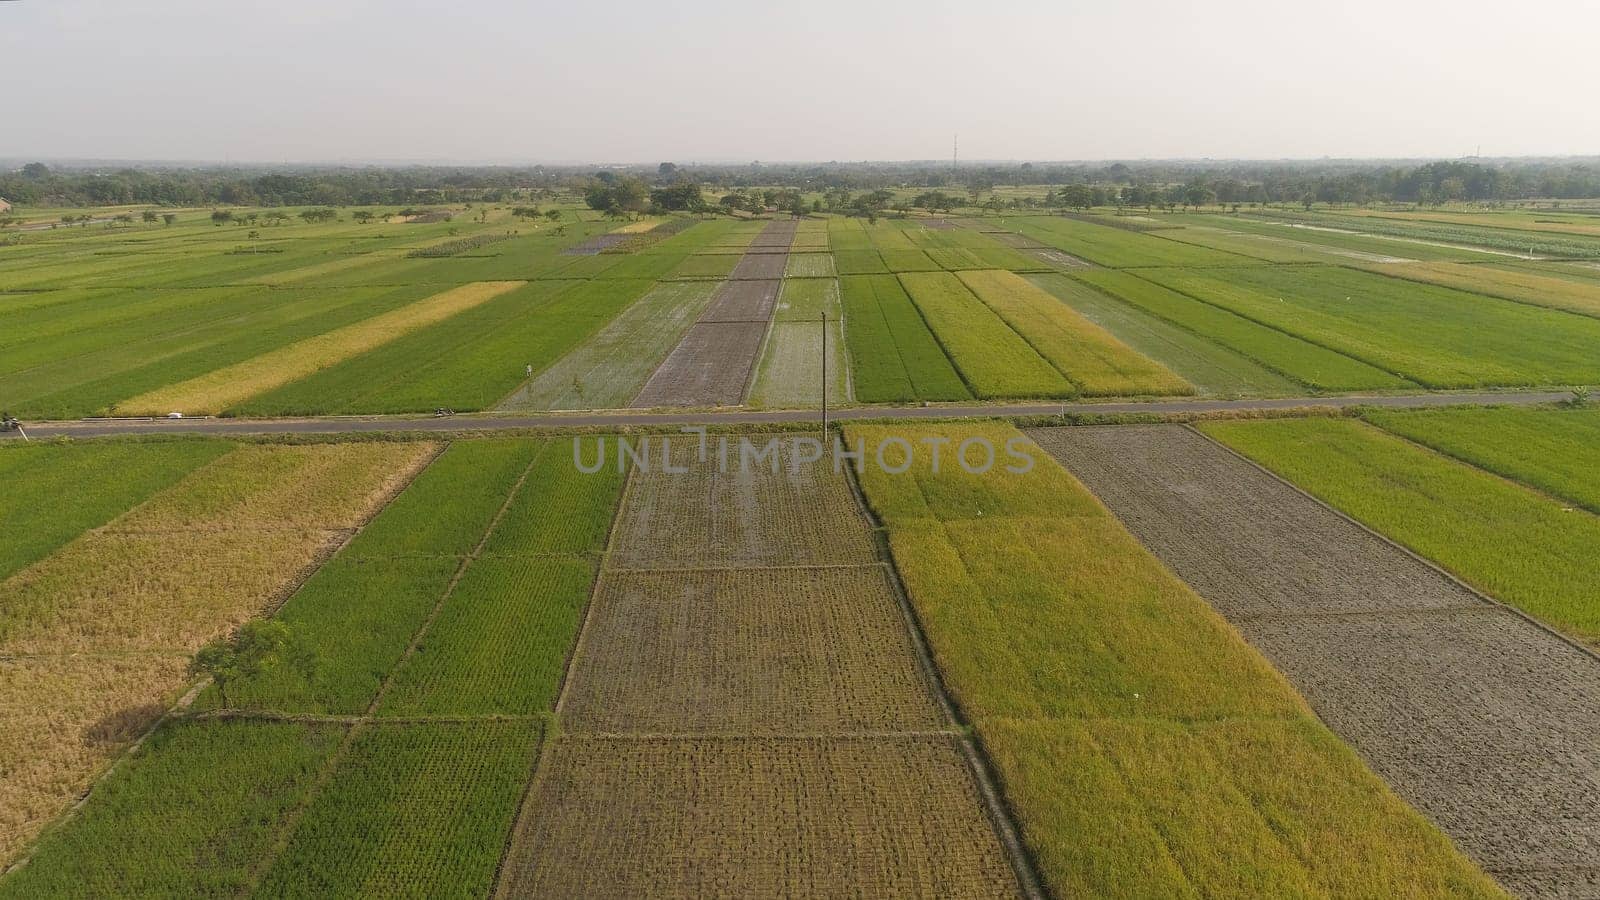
[1203,415,1600,646]
[845,423,1503,898]
[113,280,525,415]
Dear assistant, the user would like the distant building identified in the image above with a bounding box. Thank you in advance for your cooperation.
[0,198,11,214]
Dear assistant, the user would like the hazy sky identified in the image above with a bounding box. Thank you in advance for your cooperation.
[3,0,1597,164]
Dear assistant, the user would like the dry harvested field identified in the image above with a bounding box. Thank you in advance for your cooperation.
[1031,424,1600,898]
[699,278,780,322]
[497,435,1022,896]
[0,441,435,865]
[502,735,1015,898]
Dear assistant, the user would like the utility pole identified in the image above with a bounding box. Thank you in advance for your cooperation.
[952,134,958,170]
[820,311,829,439]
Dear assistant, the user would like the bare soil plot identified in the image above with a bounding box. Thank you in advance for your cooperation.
[1029,247,1090,268]
[498,735,1017,898]
[700,278,780,322]
[730,251,788,280]
[631,228,791,408]
[561,234,631,255]
[748,218,798,249]
[1031,424,1600,897]
[562,568,941,733]
[498,281,719,410]
[607,440,880,569]
[629,321,766,407]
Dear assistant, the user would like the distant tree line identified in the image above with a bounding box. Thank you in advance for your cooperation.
[7,157,1600,211]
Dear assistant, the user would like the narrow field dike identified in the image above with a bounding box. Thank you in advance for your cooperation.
[114,281,526,415]
[1033,424,1600,898]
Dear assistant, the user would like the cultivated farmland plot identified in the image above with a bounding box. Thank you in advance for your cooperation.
[3,436,624,892]
[0,441,434,865]
[498,433,1022,896]
[499,280,720,410]
[749,278,849,408]
[847,422,1500,898]
[1033,424,1600,897]
[630,321,767,407]
[729,251,788,280]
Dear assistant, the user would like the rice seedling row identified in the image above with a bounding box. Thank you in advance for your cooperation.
[837,274,970,403]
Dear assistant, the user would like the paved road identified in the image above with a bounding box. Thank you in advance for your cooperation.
[0,391,1572,440]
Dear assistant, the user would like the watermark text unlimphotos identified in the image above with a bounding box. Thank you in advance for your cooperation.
[573,428,1035,476]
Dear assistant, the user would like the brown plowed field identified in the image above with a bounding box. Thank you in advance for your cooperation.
[729,252,788,280]
[562,234,631,255]
[700,279,780,323]
[1029,424,1600,898]
[749,219,798,248]
[630,221,792,409]
[499,735,1017,898]
[629,322,766,408]
[497,434,1020,897]
[561,567,943,733]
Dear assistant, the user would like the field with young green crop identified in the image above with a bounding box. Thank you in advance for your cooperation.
[1,435,624,892]
[1136,264,1600,388]
[837,274,970,403]
[957,269,1191,396]
[1360,406,1600,512]
[6,204,1599,417]
[1203,416,1600,644]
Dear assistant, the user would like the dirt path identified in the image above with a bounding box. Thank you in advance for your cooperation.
[494,436,1025,896]
[1028,424,1600,899]
[1,390,1571,440]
